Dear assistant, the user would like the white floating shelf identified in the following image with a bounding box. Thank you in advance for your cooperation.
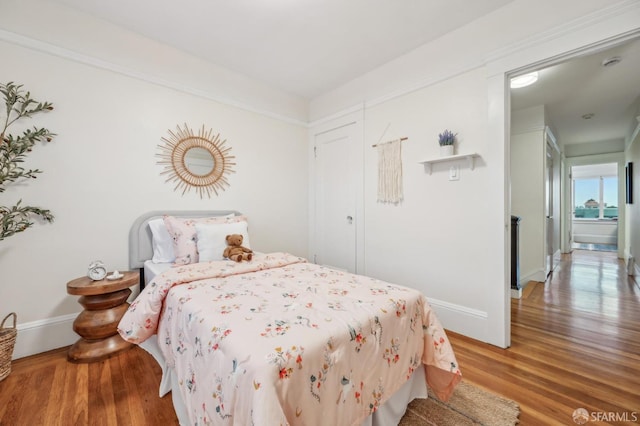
[419,153,480,175]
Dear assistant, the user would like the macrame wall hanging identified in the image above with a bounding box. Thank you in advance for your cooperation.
[372,126,407,204]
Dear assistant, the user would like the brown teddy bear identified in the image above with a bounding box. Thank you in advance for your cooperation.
[223,234,253,262]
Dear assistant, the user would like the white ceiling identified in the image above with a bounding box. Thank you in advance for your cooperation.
[572,163,618,178]
[511,38,640,147]
[51,0,513,99]
[49,0,640,147]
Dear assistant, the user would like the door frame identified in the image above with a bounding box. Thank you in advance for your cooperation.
[308,107,365,274]
[545,140,554,276]
[564,153,626,257]
[568,174,575,252]
[488,18,639,347]
[545,127,562,274]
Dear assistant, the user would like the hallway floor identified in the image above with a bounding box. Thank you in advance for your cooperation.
[448,249,640,425]
[571,242,617,252]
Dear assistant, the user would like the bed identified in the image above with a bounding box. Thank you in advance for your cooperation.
[119,211,461,425]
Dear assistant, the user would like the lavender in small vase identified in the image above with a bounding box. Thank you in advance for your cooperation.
[438,130,456,156]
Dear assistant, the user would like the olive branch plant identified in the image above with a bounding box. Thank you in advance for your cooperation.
[0,82,55,241]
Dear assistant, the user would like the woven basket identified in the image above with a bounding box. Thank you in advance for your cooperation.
[0,312,17,382]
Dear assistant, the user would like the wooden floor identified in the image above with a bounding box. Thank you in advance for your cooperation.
[451,249,640,425]
[1,249,638,425]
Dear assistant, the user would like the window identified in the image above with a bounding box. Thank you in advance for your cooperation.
[603,177,618,219]
[574,178,600,218]
[573,173,618,220]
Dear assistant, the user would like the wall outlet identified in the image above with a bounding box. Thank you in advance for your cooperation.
[449,165,460,181]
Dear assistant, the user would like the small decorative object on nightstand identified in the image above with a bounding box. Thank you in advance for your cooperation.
[66,270,139,363]
[87,260,107,281]
[107,270,124,280]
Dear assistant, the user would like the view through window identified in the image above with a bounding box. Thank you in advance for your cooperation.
[573,164,618,219]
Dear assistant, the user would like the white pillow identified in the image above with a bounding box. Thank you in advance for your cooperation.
[195,221,251,262]
[149,218,175,263]
[163,214,239,265]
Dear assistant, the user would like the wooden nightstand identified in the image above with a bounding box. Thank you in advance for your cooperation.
[66,270,138,363]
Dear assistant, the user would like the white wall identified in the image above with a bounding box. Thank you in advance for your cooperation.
[309,0,640,347]
[565,139,626,157]
[511,127,545,283]
[363,68,491,319]
[510,106,562,284]
[0,3,309,358]
[573,221,618,244]
[625,120,640,268]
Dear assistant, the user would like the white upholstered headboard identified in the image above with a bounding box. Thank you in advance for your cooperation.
[128,210,242,270]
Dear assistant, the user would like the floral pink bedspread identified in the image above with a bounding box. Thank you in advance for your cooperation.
[118,252,461,425]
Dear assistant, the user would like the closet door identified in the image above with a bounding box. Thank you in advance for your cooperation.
[314,122,358,273]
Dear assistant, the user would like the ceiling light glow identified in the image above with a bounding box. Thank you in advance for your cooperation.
[510,72,538,89]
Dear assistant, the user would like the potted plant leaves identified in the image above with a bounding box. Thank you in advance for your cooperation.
[1,82,56,240]
[438,129,456,157]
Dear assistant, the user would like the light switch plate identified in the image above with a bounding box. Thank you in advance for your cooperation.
[449,165,460,181]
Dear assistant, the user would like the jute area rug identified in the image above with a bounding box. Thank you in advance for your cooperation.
[399,381,520,426]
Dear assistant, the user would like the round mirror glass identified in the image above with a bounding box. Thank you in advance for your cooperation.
[184,147,215,176]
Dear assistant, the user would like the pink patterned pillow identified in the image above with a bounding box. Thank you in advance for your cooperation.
[163,215,248,265]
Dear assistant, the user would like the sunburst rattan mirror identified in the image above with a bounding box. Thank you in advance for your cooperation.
[157,124,235,198]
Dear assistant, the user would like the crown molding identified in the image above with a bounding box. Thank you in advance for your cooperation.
[0,29,308,127]
[320,0,640,120]
[485,0,640,66]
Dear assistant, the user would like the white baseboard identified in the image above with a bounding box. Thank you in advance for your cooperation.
[427,297,489,342]
[574,236,617,245]
[511,278,535,299]
[12,300,492,358]
[623,250,636,276]
[508,267,544,299]
[11,302,497,358]
[12,314,78,360]
[520,268,546,285]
